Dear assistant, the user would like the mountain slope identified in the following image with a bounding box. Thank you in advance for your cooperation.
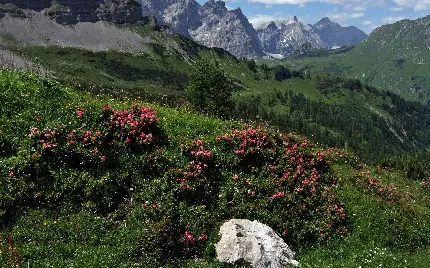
[256,17,327,56]
[141,0,264,58]
[2,5,430,160]
[284,16,430,102]
[313,17,368,48]
[0,69,429,267]
[140,0,367,58]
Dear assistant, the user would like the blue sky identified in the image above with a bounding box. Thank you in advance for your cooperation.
[196,0,430,33]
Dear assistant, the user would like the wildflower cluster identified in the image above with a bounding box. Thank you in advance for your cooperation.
[101,104,160,149]
[66,129,107,164]
[172,139,218,204]
[216,126,348,242]
[29,127,61,152]
[180,225,208,245]
[5,104,164,214]
[355,169,404,203]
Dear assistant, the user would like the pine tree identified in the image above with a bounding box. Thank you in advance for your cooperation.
[185,58,233,117]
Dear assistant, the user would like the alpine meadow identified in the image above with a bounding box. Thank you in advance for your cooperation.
[0,1,429,267]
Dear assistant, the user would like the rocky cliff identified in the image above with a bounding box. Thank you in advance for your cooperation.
[141,0,367,58]
[0,0,143,24]
[256,17,327,56]
[313,17,368,48]
[141,0,263,58]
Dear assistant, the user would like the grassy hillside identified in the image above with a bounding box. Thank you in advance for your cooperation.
[3,18,430,161]
[16,42,430,162]
[0,69,430,267]
[281,16,430,103]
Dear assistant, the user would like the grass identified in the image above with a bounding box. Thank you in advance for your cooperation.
[0,69,429,267]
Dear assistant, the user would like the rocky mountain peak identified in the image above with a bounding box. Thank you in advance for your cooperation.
[203,0,226,12]
[267,21,278,30]
[141,0,263,58]
[257,17,326,57]
[312,17,368,48]
[316,17,332,26]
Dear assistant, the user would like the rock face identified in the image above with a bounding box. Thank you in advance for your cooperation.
[141,0,264,58]
[256,17,327,56]
[140,0,367,58]
[215,219,300,268]
[0,3,26,18]
[313,17,368,48]
[256,16,367,56]
[0,0,143,24]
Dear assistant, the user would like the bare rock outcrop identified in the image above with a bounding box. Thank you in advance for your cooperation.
[0,0,143,24]
[215,219,300,268]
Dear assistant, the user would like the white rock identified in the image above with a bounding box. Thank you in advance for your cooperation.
[215,219,300,268]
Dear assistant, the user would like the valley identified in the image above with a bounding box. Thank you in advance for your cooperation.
[0,0,429,267]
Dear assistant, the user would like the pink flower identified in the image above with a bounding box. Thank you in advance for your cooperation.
[183,231,195,244]
[271,191,285,199]
[76,109,86,118]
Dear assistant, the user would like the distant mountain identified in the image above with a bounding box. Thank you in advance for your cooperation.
[141,0,264,58]
[190,1,264,59]
[256,17,327,57]
[140,0,366,58]
[313,17,368,48]
[285,16,430,103]
[256,17,367,56]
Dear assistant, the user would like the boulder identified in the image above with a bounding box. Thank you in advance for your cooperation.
[215,219,300,267]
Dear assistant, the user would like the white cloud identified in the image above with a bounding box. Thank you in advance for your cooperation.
[247,0,383,8]
[324,11,366,24]
[390,7,404,12]
[351,12,365,18]
[392,0,430,11]
[362,20,372,25]
[248,13,293,27]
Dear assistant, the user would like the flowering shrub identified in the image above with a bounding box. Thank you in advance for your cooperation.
[169,126,348,249]
[2,104,165,215]
[215,126,348,244]
[171,138,221,206]
[100,104,163,152]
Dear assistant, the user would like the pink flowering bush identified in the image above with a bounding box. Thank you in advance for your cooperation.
[161,125,349,256]
[3,104,166,214]
[354,168,404,203]
[170,138,221,206]
[215,126,348,244]
[100,104,163,152]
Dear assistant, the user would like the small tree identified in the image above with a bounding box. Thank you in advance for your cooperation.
[185,58,233,117]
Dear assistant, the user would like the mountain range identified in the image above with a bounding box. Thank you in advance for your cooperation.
[0,0,367,59]
[141,0,368,58]
[285,15,430,103]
